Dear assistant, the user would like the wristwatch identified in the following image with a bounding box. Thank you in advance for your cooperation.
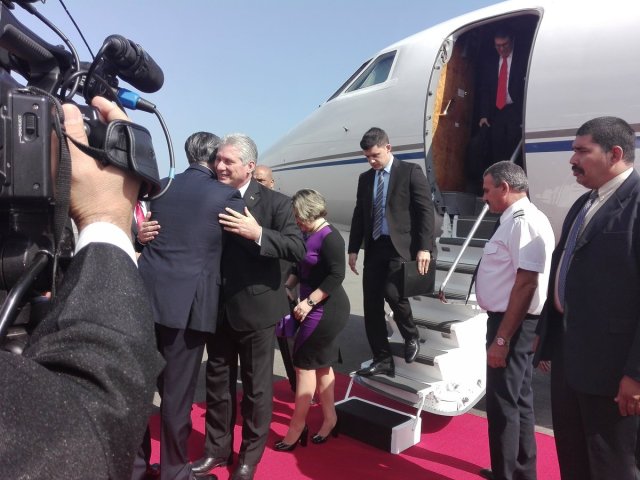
[495,336,510,347]
[306,297,316,307]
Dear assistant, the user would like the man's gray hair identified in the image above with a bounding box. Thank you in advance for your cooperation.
[218,133,258,166]
[484,160,528,192]
[185,131,220,165]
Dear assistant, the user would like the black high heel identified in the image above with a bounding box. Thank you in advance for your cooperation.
[274,425,308,451]
[311,421,339,444]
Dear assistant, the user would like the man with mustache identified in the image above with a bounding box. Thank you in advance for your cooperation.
[535,116,640,479]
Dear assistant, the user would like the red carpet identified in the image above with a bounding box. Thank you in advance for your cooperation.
[148,374,560,479]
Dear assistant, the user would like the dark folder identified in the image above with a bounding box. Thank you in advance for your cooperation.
[401,260,436,298]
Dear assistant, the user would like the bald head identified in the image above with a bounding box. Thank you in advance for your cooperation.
[253,165,275,189]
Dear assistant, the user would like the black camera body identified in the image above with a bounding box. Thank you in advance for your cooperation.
[0,2,163,347]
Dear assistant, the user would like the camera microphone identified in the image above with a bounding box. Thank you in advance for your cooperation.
[102,35,164,93]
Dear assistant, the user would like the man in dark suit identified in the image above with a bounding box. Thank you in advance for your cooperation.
[478,27,527,164]
[348,127,434,377]
[535,116,640,479]
[138,132,244,480]
[0,98,164,479]
[252,164,297,392]
[191,134,305,480]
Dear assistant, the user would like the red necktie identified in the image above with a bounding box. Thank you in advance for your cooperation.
[496,58,508,110]
[135,202,146,228]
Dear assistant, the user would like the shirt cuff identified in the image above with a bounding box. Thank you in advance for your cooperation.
[75,222,137,266]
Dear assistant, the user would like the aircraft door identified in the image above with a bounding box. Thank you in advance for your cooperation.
[428,37,475,194]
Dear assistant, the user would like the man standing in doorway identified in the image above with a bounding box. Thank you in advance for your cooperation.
[348,127,434,377]
[478,27,526,163]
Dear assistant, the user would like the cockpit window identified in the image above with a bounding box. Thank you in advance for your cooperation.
[345,51,396,93]
[327,59,371,102]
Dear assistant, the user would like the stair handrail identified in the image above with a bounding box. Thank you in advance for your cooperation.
[438,138,523,304]
[438,203,489,304]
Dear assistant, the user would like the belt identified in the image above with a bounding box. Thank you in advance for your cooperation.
[487,311,540,320]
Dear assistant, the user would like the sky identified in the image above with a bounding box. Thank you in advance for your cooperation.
[13,0,498,175]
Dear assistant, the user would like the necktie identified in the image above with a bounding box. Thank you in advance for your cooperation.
[557,191,598,307]
[135,202,146,228]
[496,58,508,110]
[372,170,385,240]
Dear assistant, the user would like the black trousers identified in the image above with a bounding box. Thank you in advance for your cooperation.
[551,340,640,480]
[362,236,418,360]
[156,325,207,480]
[203,321,276,466]
[490,103,522,164]
[485,312,537,480]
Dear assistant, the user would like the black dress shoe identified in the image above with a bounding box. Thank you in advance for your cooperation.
[478,468,494,480]
[190,473,217,480]
[231,464,256,480]
[356,358,394,377]
[191,454,232,475]
[404,338,420,363]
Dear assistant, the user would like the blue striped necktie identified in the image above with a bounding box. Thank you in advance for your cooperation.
[372,170,385,240]
[557,190,598,307]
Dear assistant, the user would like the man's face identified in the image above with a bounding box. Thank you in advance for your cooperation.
[215,144,254,189]
[482,174,507,214]
[494,36,513,59]
[253,167,274,189]
[363,144,392,170]
[570,134,616,190]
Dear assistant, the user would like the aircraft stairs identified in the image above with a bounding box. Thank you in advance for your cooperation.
[337,191,497,453]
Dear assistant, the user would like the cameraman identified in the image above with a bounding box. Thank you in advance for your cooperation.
[0,97,164,480]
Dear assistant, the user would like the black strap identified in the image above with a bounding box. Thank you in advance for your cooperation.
[26,87,72,298]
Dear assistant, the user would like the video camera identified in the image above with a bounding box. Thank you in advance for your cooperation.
[0,0,166,350]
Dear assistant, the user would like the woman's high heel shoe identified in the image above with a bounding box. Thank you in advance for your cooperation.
[274,425,308,451]
[311,421,339,444]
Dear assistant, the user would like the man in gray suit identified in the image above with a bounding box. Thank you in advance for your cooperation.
[138,132,243,480]
[536,116,640,479]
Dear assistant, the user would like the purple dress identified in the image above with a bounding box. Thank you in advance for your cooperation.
[293,225,350,369]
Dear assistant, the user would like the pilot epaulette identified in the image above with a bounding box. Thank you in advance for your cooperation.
[513,209,525,219]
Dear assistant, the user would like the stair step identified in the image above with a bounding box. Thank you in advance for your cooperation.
[389,342,446,366]
[335,397,421,454]
[413,318,462,334]
[355,370,433,395]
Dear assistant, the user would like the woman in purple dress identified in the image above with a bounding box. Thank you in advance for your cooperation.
[275,189,350,451]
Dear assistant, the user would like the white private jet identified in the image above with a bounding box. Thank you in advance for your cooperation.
[261,0,640,447]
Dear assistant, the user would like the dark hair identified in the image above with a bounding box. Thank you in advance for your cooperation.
[360,127,390,150]
[484,160,528,192]
[185,132,220,165]
[494,27,514,41]
[576,116,635,163]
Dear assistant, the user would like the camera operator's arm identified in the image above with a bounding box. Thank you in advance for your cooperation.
[0,97,164,480]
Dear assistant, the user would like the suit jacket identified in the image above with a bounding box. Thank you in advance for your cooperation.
[220,179,305,331]
[0,243,164,480]
[139,164,244,333]
[348,158,435,261]
[536,170,640,396]
[478,48,527,120]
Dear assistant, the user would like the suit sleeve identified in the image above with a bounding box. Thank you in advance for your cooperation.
[259,193,306,263]
[409,164,435,253]
[0,243,164,480]
[348,174,366,253]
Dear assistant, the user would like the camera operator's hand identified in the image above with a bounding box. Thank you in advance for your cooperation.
[62,96,141,236]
